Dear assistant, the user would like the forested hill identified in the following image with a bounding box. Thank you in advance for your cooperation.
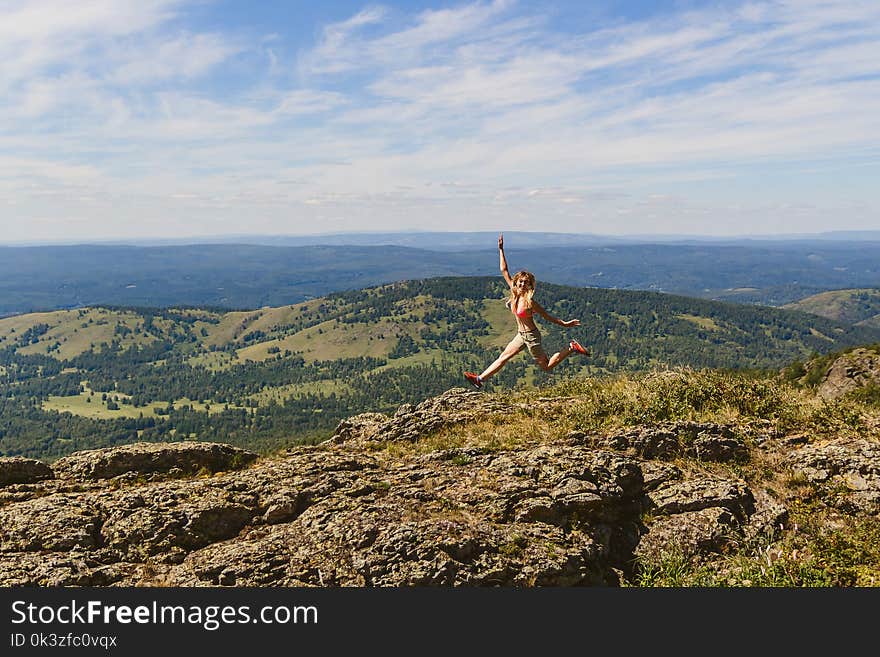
[2,276,879,460]
[783,289,880,328]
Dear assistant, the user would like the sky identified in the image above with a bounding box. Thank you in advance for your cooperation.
[1,0,879,244]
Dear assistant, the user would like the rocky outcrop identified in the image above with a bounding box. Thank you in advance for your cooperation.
[328,388,503,443]
[817,347,880,399]
[0,387,876,587]
[786,438,880,514]
[635,507,737,563]
[327,388,566,444]
[327,412,390,444]
[573,421,749,463]
[51,441,258,481]
[170,445,642,587]
[0,457,54,486]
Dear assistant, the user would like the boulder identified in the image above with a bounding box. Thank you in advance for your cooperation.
[0,457,54,486]
[51,441,257,481]
[818,348,880,399]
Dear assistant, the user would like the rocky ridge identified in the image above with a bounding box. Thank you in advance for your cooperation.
[818,347,880,400]
[0,388,878,587]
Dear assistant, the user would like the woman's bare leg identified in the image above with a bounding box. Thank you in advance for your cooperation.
[535,345,574,372]
[479,338,524,380]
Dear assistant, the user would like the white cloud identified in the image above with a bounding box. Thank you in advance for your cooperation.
[0,0,179,41]
[300,6,389,75]
[371,0,514,55]
[109,32,242,84]
[0,1,184,87]
[2,0,880,241]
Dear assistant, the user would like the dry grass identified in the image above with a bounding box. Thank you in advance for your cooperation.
[379,413,561,461]
[527,366,880,442]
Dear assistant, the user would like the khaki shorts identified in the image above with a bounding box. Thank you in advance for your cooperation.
[512,329,547,360]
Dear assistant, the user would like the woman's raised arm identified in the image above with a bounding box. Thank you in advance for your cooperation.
[499,233,513,288]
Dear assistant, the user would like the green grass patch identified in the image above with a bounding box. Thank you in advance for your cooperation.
[676,314,722,331]
[245,379,353,405]
[478,298,517,349]
[43,385,246,419]
[241,317,402,363]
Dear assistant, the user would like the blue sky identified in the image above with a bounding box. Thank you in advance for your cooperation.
[2,0,878,243]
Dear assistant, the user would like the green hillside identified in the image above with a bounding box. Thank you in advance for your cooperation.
[2,277,879,460]
[783,288,880,328]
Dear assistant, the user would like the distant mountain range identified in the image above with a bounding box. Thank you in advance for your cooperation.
[3,238,880,315]
[7,229,880,249]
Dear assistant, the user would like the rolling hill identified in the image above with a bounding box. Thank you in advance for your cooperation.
[2,276,880,460]
[783,288,880,328]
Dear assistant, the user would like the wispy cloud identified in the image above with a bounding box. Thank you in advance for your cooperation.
[0,1,183,87]
[299,6,389,75]
[1,0,879,242]
[109,32,241,84]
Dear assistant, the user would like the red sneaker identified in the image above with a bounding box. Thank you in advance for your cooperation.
[464,372,483,388]
[569,340,590,356]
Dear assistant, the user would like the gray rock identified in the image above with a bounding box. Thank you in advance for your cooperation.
[328,388,520,444]
[787,438,880,514]
[0,494,103,552]
[0,552,140,587]
[741,490,790,542]
[635,507,737,565]
[817,348,880,399]
[646,476,755,521]
[98,483,258,562]
[326,412,389,444]
[640,462,682,491]
[0,457,54,486]
[596,422,748,463]
[52,441,258,481]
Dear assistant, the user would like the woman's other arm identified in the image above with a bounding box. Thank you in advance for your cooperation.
[533,302,580,327]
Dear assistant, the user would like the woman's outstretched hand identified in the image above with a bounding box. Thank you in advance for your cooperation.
[562,319,581,328]
[498,233,504,250]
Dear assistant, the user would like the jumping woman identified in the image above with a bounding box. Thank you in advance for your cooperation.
[464,233,589,388]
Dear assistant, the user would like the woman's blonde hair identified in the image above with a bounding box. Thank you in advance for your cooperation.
[507,270,536,311]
